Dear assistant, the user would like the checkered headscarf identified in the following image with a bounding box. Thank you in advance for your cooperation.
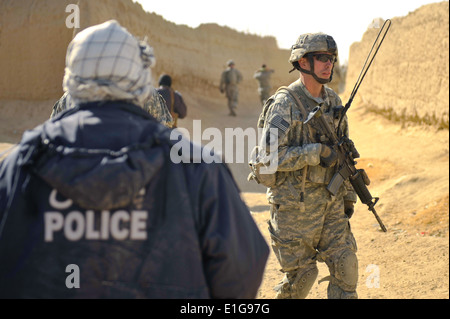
[63,20,155,107]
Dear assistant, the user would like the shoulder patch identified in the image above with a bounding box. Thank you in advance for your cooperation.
[269,114,289,133]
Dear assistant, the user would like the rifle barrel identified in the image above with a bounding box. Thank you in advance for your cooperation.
[370,207,387,232]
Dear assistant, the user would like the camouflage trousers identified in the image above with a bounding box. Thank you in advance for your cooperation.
[225,85,239,114]
[268,183,358,299]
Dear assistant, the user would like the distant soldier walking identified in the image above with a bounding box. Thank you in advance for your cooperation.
[253,64,274,106]
[220,60,242,116]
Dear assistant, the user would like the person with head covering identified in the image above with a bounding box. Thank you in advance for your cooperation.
[219,59,242,116]
[156,74,187,128]
[0,20,269,299]
[249,32,358,299]
[50,30,173,128]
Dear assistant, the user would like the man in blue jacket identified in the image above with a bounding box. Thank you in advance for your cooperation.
[0,20,269,299]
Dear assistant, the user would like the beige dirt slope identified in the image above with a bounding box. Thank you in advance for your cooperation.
[346,1,449,128]
[0,0,448,299]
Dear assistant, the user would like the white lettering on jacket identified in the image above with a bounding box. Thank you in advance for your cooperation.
[44,190,148,242]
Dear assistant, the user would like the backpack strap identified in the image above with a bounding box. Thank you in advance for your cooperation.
[258,86,310,128]
[277,86,309,120]
[257,86,311,210]
[279,86,311,211]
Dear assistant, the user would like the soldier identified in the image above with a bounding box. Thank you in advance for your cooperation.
[253,64,274,106]
[253,32,358,299]
[0,20,269,299]
[219,59,242,116]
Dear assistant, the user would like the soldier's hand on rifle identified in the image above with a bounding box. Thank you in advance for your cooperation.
[344,200,355,218]
[319,144,337,168]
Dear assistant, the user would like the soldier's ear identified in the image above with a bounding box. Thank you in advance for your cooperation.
[299,57,308,68]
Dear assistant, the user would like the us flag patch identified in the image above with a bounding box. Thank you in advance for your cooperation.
[269,115,289,133]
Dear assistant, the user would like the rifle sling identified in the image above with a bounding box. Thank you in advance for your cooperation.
[275,86,311,205]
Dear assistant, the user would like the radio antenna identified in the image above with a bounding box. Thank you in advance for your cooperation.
[337,19,392,138]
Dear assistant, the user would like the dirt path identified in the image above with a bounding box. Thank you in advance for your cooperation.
[0,92,448,299]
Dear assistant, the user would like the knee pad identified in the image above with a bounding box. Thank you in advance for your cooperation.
[327,283,358,299]
[292,266,319,299]
[334,250,358,290]
[274,266,319,299]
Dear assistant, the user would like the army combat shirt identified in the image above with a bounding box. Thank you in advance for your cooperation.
[260,79,357,205]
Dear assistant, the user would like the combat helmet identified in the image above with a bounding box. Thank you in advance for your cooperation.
[289,32,338,84]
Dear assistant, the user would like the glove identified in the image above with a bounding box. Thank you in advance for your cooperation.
[319,144,337,168]
[344,200,355,218]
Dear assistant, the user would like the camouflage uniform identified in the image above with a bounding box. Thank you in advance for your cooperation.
[220,60,243,116]
[143,89,174,127]
[50,91,71,118]
[260,33,359,299]
[50,90,173,128]
[254,66,274,106]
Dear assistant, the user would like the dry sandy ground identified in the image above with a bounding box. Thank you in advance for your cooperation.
[0,90,448,299]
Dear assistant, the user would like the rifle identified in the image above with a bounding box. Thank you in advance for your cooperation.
[304,19,391,232]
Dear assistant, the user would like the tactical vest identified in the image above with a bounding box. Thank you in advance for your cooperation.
[249,84,343,203]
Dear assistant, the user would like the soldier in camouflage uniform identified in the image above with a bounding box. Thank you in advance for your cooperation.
[253,64,274,106]
[258,33,359,299]
[219,60,243,116]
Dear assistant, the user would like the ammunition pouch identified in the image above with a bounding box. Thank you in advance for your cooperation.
[248,146,277,187]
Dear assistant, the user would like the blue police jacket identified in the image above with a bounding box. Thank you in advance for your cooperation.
[0,101,269,298]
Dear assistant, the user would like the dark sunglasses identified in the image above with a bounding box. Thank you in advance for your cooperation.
[311,54,336,63]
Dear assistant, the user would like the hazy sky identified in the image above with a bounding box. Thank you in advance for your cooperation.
[134,0,444,63]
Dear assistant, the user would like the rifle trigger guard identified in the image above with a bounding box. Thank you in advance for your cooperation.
[373,197,379,206]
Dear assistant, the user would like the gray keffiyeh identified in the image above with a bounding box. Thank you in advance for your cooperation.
[63,20,155,107]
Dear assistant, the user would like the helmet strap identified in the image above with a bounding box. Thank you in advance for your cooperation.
[296,55,333,84]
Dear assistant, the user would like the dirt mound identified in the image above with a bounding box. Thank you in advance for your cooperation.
[0,0,73,100]
[0,0,307,103]
[345,1,449,129]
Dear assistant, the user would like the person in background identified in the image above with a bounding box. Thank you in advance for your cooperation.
[219,59,242,116]
[253,64,274,106]
[156,74,187,128]
[0,20,269,299]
